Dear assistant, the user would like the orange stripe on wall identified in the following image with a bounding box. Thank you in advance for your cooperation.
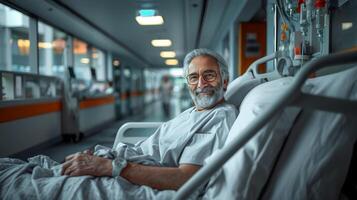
[0,101,61,123]
[120,93,128,100]
[79,96,115,109]
[130,91,144,97]
[120,91,146,100]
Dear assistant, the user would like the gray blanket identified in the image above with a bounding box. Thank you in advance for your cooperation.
[0,145,176,200]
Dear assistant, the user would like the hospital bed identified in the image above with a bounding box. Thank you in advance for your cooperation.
[114,50,357,199]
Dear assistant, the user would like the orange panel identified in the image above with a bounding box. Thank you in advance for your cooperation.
[238,22,267,75]
[79,96,115,109]
[120,93,128,100]
[130,91,144,97]
[0,101,62,123]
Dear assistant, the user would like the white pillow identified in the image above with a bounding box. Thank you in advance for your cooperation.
[224,71,262,109]
[204,77,302,199]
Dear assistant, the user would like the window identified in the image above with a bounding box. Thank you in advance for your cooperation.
[91,47,105,81]
[0,3,33,73]
[73,38,91,80]
[38,21,67,79]
[107,54,113,81]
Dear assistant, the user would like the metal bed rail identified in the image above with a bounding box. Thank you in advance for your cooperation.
[174,50,357,200]
[113,122,163,148]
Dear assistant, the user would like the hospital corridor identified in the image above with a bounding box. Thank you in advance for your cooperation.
[0,0,357,199]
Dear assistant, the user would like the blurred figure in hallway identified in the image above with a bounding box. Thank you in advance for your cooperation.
[160,75,173,117]
[179,84,193,112]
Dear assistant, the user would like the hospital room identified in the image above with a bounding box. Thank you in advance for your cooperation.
[0,0,356,199]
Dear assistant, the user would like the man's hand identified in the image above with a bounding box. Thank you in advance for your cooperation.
[83,148,93,155]
[62,153,112,177]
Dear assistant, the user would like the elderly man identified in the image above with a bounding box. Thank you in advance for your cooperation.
[0,49,237,199]
[62,49,237,190]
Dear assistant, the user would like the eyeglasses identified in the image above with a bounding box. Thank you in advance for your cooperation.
[186,70,218,85]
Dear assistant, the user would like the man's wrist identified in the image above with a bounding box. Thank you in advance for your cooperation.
[112,157,127,177]
[95,158,113,177]
[120,162,133,179]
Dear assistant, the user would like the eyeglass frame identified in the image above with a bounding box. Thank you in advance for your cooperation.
[186,69,219,85]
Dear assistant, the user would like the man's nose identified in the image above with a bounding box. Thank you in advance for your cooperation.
[197,76,208,88]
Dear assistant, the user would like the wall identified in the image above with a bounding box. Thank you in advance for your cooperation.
[0,112,61,156]
[78,96,116,134]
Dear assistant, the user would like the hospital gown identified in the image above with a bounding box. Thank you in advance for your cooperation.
[0,103,237,200]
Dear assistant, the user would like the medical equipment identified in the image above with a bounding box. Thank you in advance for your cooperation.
[274,0,333,71]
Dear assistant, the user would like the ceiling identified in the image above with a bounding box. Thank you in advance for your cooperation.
[57,0,199,68]
[8,0,262,69]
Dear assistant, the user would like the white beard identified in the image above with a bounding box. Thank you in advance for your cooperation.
[189,83,224,109]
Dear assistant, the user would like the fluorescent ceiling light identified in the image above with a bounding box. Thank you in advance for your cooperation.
[160,51,176,58]
[38,42,52,49]
[139,9,156,17]
[113,60,120,66]
[80,58,90,64]
[151,39,172,47]
[136,16,164,25]
[165,59,178,65]
[342,22,353,31]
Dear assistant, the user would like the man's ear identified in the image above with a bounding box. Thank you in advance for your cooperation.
[223,79,228,91]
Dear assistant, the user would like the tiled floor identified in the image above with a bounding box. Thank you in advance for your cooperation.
[28,99,191,162]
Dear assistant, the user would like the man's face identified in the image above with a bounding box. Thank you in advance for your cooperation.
[187,55,227,110]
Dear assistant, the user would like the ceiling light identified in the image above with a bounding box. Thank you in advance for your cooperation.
[165,59,178,65]
[113,60,120,66]
[139,9,156,17]
[38,42,52,49]
[342,22,353,31]
[151,39,172,47]
[160,51,176,58]
[136,16,164,25]
[80,58,90,64]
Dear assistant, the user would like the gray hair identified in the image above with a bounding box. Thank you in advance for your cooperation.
[183,48,229,82]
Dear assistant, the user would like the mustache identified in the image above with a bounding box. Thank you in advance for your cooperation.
[194,86,216,95]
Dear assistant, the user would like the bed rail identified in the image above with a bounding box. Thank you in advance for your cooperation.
[113,122,163,148]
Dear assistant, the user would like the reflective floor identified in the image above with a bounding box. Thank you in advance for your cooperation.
[18,98,192,162]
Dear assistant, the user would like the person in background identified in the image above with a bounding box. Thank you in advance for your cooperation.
[105,81,114,94]
[160,75,173,117]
